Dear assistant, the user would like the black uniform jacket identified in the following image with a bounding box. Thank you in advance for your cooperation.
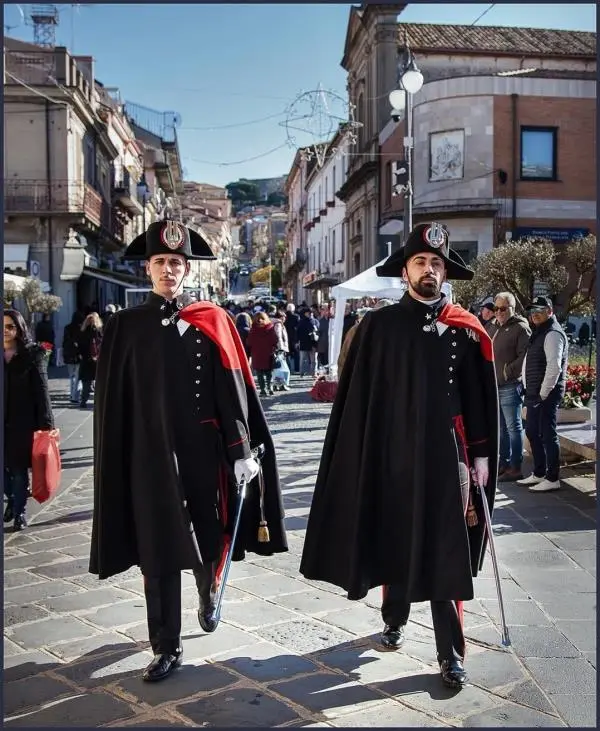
[300,293,499,602]
[89,293,287,580]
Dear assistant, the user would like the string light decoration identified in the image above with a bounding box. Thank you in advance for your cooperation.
[280,85,362,168]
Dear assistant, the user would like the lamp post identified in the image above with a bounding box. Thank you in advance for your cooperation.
[389,41,424,243]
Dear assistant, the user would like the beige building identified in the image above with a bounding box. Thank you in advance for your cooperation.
[4,38,184,323]
[337,3,406,276]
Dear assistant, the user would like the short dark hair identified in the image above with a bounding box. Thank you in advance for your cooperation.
[4,309,32,348]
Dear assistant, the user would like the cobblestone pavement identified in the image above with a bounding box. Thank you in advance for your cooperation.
[3,376,596,727]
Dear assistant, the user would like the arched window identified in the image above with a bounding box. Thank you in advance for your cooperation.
[354,252,361,276]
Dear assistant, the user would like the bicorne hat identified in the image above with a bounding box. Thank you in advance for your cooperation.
[376,222,474,281]
[123,220,216,261]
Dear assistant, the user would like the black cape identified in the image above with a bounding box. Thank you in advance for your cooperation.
[89,295,287,580]
[300,293,499,601]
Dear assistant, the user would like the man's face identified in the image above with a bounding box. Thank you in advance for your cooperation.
[145,254,189,299]
[403,253,445,300]
[493,297,513,326]
[530,308,551,326]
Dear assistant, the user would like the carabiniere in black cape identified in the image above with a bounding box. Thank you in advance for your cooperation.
[89,293,287,581]
[300,292,499,602]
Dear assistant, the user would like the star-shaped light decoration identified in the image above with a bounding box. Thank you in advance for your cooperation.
[281,85,362,169]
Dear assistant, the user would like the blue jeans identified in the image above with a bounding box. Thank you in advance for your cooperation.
[525,390,562,482]
[498,383,525,470]
[299,350,316,376]
[4,468,29,518]
[67,363,80,402]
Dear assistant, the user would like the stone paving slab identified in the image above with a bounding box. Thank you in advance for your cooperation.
[3,376,597,727]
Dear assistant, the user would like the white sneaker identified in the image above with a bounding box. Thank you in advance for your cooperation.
[517,473,544,486]
[529,479,560,492]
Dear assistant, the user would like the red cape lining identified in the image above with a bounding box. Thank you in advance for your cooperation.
[180,302,255,387]
[438,303,494,362]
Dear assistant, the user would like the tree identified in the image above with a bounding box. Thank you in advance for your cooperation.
[225,180,261,208]
[451,236,596,316]
[4,280,19,308]
[266,191,287,207]
[17,278,62,324]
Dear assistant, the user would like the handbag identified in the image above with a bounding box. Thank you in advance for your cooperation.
[31,429,62,504]
[272,351,284,370]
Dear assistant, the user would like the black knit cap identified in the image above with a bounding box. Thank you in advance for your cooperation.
[123,220,216,261]
[376,222,474,281]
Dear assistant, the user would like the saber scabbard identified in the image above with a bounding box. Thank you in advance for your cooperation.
[471,469,511,648]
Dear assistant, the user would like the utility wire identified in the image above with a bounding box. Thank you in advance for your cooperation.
[184,142,290,167]
[179,111,286,131]
[4,71,71,107]
[470,3,496,26]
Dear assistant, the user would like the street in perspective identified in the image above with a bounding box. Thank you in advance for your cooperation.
[3,373,596,728]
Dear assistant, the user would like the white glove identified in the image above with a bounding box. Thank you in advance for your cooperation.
[234,457,260,484]
[473,457,489,487]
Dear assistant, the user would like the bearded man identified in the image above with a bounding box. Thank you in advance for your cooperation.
[300,222,499,689]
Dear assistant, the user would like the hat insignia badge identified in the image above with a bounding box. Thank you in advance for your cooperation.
[160,221,185,250]
[424,223,446,249]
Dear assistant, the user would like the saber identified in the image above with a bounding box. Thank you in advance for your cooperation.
[210,443,266,627]
[471,469,511,647]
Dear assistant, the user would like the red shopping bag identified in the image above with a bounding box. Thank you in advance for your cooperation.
[31,429,62,504]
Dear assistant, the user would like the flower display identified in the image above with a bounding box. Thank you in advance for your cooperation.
[562,364,596,408]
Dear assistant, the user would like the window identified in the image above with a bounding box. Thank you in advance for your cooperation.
[332,165,336,197]
[520,127,557,181]
[324,235,328,263]
[332,229,336,262]
[325,177,328,203]
[452,241,478,265]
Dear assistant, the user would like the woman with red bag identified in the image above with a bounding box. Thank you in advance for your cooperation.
[78,312,103,409]
[4,310,54,531]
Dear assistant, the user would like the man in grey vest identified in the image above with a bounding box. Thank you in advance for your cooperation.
[518,297,568,492]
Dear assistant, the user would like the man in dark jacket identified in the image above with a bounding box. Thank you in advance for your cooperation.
[90,220,287,683]
[485,292,531,482]
[284,303,300,374]
[62,312,84,403]
[517,296,568,493]
[301,223,499,690]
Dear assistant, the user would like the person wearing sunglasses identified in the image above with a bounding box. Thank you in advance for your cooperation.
[484,293,531,482]
[3,309,54,531]
[518,297,568,492]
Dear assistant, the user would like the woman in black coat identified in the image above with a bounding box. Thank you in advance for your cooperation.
[4,309,54,530]
[78,312,103,408]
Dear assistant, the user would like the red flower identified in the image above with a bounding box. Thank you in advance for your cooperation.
[39,341,53,352]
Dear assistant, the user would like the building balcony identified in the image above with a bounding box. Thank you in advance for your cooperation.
[4,179,102,227]
[112,170,144,216]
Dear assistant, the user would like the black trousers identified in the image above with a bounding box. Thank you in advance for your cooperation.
[143,560,217,656]
[381,585,465,663]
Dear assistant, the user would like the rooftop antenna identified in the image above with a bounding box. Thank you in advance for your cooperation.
[30,4,59,47]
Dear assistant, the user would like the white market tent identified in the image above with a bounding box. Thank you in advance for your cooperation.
[328,257,452,367]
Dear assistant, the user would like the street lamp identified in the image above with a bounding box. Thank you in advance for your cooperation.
[389,41,424,243]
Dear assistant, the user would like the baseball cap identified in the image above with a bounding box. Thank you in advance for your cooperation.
[526,296,553,312]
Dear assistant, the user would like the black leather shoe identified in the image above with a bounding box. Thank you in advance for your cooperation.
[440,659,467,689]
[197,595,218,633]
[142,652,182,682]
[381,624,406,650]
[13,514,27,532]
[4,503,14,523]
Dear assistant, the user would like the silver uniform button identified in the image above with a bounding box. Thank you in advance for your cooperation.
[449,367,453,371]
[452,342,457,347]
[196,365,201,370]
[195,380,200,384]
[451,329,456,334]
[196,339,202,343]
[452,354,456,359]
[161,318,170,326]
[449,379,454,384]
[197,353,202,357]
[196,394,200,398]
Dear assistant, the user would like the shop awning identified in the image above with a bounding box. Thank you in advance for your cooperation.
[82,267,147,288]
[4,244,29,270]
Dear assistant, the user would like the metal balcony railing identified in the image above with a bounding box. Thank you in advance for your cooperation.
[4,179,102,227]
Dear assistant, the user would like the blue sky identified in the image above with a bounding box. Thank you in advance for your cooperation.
[5,3,596,187]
